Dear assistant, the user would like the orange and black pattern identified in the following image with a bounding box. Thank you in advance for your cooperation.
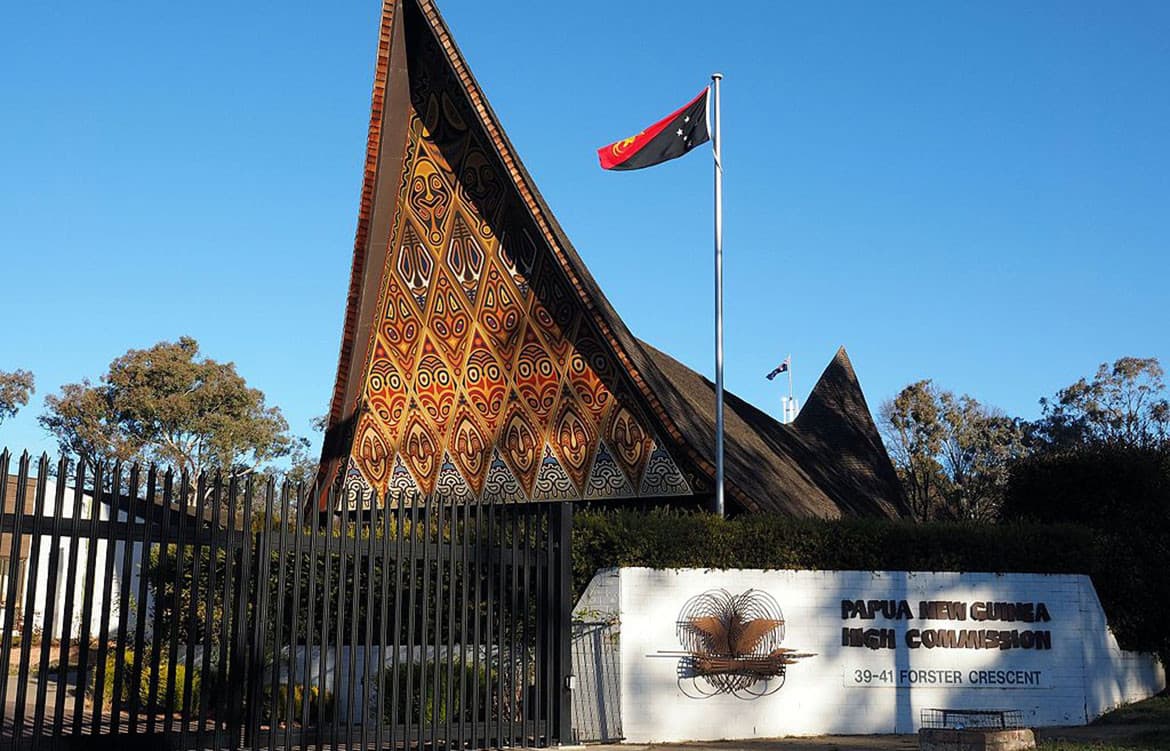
[339,12,692,506]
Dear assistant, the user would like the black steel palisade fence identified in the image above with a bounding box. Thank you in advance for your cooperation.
[0,450,572,750]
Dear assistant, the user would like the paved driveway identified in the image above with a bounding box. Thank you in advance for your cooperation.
[587,737,919,751]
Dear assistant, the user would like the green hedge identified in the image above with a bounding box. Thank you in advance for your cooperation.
[571,509,1168,662]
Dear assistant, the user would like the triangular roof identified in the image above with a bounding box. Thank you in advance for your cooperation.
[320,0,707,506]
[639,343,907,517]
[794,347,908,513]
[319,0,906,517]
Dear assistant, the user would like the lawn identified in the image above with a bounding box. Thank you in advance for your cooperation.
[1037,694,1170,750]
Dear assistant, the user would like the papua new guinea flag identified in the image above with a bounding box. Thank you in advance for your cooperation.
[598,88,710,170]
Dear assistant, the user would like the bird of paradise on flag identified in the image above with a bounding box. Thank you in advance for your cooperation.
[597,88,710,170]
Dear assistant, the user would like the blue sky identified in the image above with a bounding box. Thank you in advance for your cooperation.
[2,1,1168,458]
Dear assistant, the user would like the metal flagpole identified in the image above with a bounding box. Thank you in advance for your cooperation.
[788,355,794,421]
[712,72,725,518]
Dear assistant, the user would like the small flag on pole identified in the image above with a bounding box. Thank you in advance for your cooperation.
[597,88,710,171]
[766,356,791,381]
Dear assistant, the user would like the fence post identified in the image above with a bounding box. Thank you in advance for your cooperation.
[556,502,573,746]
[235,472,260,743]
[13,455,50,741]
[0,450,25,731]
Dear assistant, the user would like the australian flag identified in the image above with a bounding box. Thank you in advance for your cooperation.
[766,356,790,381]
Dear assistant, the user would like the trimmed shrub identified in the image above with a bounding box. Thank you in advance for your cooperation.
[572,510,1099,591]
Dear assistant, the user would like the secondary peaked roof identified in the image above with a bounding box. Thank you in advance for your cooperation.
[640,344,907,517]
[319,0,907,518]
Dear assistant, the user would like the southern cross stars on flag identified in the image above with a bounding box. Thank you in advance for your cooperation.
[597,88,710,170]
[766,356,791,381]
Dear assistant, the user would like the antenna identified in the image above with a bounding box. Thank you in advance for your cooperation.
[785,355,797,423]
[768,354,797,424]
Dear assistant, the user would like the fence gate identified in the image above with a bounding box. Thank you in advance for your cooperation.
[0,451,573,751]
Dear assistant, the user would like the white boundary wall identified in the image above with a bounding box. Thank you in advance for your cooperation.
[587,568,1164,741]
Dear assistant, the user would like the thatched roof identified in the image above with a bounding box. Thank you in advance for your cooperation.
[637,343,908,517]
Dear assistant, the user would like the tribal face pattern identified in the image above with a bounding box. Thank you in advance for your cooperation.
[341,17,692,505]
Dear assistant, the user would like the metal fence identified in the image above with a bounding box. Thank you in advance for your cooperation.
[568,620,621,744]
[920,708,1024,730]
[0,450,572,750]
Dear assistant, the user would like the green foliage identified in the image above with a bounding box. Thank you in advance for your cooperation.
[146,544,232,646]
[380,660,495,726]
[1001,446,1170,661]
[146,513,503,655]
[1038,741,1166,751]
[881,356,1168,522]
[572,508,1168,661]
[38,336,294,477]
[282,414,327,487]
[880,380,1025,521]
[266,681,334,724]
[1002,446,1170,530]
[251,514,534,649]
[91,650,138,707]
[89,650,203,714]
[572,509,1093,589]
[0,368,35,426]
[1035,357,1169,451]
[145,658,201,713]
[1092,694,1170,727]
[880,380,946,519]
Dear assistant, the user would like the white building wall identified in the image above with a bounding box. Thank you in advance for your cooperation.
[13,480,149,641]
[610,568,1164,742]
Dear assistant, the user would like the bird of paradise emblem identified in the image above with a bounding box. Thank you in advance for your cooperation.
[672,589,814,698]
[609,131,644,159]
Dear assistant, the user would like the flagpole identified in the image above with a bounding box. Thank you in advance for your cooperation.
[788,354,794,420]
[712,72,725,518]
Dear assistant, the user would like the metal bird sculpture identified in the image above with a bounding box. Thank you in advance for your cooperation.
[684,613,785,657]
[673,589,815,697]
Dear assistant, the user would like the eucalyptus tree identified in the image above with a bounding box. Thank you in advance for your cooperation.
[0,369,35,427]
[40,337,294,481]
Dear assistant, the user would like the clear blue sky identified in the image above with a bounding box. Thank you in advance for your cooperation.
[2,1,1168,458]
